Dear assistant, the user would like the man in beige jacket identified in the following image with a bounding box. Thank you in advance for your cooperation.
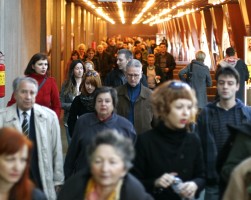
[0,77,64,200]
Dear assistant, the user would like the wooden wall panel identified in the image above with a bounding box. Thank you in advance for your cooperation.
[202,8,213,51]
[227,3,246,59]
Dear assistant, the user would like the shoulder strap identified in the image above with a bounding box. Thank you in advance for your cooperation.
[190,63,193,72]
[38,77,47,91]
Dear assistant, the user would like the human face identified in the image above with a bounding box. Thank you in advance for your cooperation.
[217,75,239,101]
[0,145,28,185]
[117,54,128,70]
[88,51,95,60]
[95,92,114,119]
[79,47,85,56]
[72,54,79,60]
[164,99,193,130]
[14,81,37,111]
[97,46,104,54]
[126,66,142,87]
[147,57,155,66]
[85,63,94,72]
[135,53,141,60]
[159,44,167,54]
[91,144,126,188]
[73,63,84,78]
[32,59,48,75]
[85,79,96,94]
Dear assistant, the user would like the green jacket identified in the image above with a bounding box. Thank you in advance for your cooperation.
[221,123,251,183]
[116,83,153,134]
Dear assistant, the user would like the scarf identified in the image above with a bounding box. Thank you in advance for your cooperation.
[85,177,123,200]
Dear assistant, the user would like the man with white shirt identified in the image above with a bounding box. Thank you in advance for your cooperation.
[0,77,64,200]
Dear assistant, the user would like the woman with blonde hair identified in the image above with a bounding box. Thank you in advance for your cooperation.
[132,80,205,200]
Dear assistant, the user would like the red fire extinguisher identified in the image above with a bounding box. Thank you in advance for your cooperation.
[0,52,5,98]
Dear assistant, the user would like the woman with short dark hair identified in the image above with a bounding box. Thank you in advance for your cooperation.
[64,86,137,180]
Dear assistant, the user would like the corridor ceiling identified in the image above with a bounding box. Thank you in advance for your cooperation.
[72,0,238,24]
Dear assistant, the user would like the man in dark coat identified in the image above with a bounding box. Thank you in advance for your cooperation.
[155,42,176,81]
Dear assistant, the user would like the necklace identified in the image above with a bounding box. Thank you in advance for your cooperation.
[148,66,154,70]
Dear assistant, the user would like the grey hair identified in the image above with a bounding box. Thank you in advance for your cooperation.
[87,129,135,171]
[117,49,133,60]
[126,58,142,70]
[13,77,38,94]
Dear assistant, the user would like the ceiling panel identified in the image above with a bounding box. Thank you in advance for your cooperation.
[72,0,237,24]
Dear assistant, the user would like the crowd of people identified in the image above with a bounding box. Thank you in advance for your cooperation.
[0,35,250,200]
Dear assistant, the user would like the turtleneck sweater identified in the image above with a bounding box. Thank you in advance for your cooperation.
[132,121,205,200]
[7,73,61,118]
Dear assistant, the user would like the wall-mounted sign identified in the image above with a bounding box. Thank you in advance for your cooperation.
[98,0,132,2]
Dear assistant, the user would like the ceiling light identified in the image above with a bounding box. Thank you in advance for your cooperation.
[117,0,125,24]
[132,0,155,24]
[83,0,115,24]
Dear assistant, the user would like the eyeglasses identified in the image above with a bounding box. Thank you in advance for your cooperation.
[85,71,99,77]
[126,73,141,79]
[168,81,190,89]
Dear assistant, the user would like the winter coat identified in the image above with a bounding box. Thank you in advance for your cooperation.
[197,99,251,183]
[116,83,153,134]
[179,60,212,109]
[223,157,251,200]
[131,122,205,200]
[155,52,176,80]
[64,112,136,179]
[58,171,153,200]
[221,122,251,183]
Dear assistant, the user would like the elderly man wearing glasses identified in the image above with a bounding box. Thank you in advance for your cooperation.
[116,59,154,135]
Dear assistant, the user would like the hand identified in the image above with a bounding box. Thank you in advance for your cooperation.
[55,185,62,194]
[154,172,178,188]
[155,76,161,80]
[179,181,198,199]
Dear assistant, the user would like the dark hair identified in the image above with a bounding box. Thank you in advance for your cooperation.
[225,47,235,57]
[215,66,240,84]
[93,86,118,109]
[117,49,133,60]
[70,50,80,60]
[87,129,135,171]
[159,42,167,48]
[134,40,141,46]
[87,48,95,54]
[0,127,33,200]
[24,53,50,75]
[63,59,84,96]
